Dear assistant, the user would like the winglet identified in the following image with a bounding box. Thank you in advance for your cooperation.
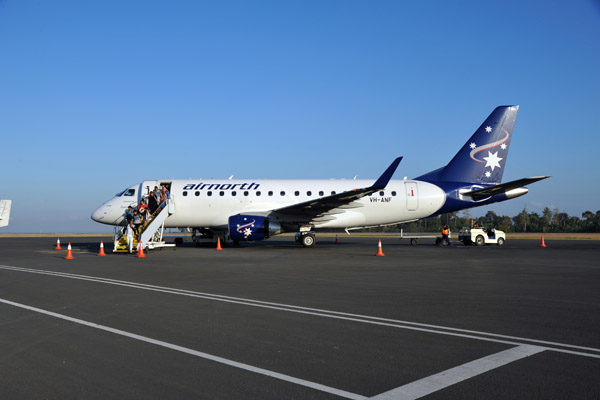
[370,157,402,190]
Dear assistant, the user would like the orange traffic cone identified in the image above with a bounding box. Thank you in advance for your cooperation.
[65,243,74,259]
[137,241,146,258]
[540,235,547,247]
[97,241,106,256]
[216,237,223,251]
[376,239,385,256]
[55,238,62,250]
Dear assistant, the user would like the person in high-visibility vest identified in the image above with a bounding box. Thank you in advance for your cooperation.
[441,224,451,246]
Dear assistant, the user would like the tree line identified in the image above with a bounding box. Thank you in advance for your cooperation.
[371,208,600,233]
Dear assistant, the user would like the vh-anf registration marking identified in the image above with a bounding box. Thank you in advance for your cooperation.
[92,106,548,247]
[370,197,393,203]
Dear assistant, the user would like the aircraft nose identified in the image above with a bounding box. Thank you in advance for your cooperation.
[91,205,110,223]
[91,207,104,222]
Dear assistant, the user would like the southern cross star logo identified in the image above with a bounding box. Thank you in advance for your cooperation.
[236,218,256,239]
[469,129,509,164]
[485,126,492,133]
[483,151,503,171]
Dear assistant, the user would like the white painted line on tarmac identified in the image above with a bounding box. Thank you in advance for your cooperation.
[369,345,546,400]
[1,265,600,359]
[0,297,367,400]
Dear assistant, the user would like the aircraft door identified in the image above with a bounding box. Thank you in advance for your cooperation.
[140,181,158,201]
[159,181,175,213]
[405,182,419,211]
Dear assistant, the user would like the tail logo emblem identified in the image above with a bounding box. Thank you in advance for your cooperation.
[468,129,510,165]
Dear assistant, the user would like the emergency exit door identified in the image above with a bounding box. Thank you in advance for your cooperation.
[405,182,419,211]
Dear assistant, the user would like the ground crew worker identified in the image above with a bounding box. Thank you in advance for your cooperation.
[442,224,451,246]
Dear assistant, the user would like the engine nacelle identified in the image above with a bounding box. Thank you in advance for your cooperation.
[228,214,281,241]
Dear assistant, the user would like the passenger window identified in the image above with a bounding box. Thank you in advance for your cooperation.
[331,191,336,195]
[280,191,286,196]
[232,191,237,196]
[220,191,225,196]
[256,191,261,196]
[319,191,324,196]
[307,191,312,196]
[294,191,299,196]
[392,191,396,196]
[195,191,200,196]
[268,191,273,196]
[207,191,212,196]
[183,191,188,197]
[380,191,384,196]
[244,191,249,196]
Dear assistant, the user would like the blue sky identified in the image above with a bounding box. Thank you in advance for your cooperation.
[1,0,599,233]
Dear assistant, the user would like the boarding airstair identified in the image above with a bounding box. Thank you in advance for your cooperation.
[113,199,176,253]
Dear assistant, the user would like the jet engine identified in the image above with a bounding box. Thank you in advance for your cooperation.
[228,214,282,241]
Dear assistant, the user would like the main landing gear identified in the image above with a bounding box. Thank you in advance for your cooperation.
[295,232,316,247]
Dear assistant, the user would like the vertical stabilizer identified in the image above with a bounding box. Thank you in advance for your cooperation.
[417,106,519,184]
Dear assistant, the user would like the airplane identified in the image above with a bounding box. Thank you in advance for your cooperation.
[91,106,548,248]
[0,200,12,228]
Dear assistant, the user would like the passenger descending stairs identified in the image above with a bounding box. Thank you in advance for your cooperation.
[113,200,176,253]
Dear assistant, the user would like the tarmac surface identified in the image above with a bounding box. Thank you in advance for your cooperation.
[0,235,598,399]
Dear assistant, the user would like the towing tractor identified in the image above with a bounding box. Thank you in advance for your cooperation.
[459,227,506,246]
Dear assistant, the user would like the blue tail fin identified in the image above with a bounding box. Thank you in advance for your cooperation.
[416,106,519,184]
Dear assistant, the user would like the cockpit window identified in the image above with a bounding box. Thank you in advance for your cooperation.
[116,188,136,197]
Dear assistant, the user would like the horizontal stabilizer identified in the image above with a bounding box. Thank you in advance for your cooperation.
[462,176,549,200]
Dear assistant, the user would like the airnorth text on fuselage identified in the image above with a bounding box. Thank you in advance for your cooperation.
[183,182,260,191]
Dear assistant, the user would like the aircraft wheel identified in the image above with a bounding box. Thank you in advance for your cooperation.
[410,238,418,246]
[497,237,505,246]
[300,233,316,247]
[475,235,485,246]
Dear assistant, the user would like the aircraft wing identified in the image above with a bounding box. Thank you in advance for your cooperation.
[461,176,549,200]
[270,157,402,223]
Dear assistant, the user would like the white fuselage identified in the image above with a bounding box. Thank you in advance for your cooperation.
[91,179,446,230]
